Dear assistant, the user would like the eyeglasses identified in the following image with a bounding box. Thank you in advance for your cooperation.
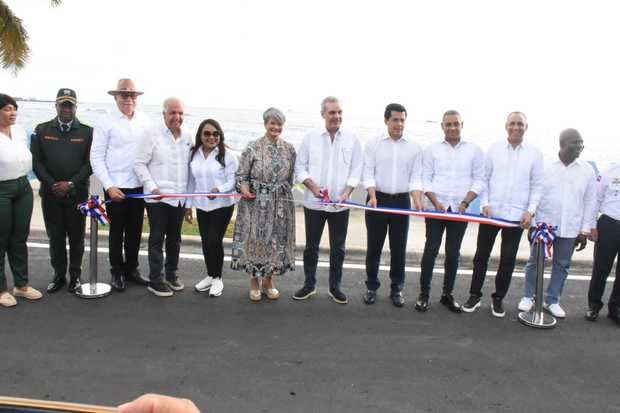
[118,93,138,99]
[202,131,220,138]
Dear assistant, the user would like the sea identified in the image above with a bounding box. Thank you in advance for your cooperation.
[15,100,615,175]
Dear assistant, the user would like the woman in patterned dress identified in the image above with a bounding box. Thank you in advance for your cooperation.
[230,107,296,301]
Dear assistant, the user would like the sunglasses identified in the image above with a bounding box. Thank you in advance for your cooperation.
[202,131,220,138]
[118,93,139,99]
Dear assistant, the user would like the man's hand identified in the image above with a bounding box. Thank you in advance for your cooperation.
[118,393,200,413]
[520,212,533,229]
[151,188,163,200]
[107,186,125,202]
[208,187,220,200]
[574,234,588,251]
[433,202,446,212]
[589,228,599,242]
[481,206,492,217]
[458,202,468,214]
[52,181,72,197]
[367,196,377,208]
[184,208,193,224]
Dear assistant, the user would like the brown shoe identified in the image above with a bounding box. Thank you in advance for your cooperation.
[0,292,17,307]
[13,286,43,300]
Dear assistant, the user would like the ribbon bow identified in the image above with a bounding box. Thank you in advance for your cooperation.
[78,195,111,225]
[530,222,556,259]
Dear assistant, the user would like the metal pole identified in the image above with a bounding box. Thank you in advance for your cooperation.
[518,241,557,328]
[76,216,111,299]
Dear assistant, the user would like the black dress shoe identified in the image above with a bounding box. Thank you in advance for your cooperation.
[363,290,377,305]
[390,292,405,308]
[440,293,462,313]
[68,277,81,293]
[126,270,149,286]
[110,273,126,291]
[608,311,620,326]
[47,276,66,294]
[585,308,599,322]
[414,293,429,312]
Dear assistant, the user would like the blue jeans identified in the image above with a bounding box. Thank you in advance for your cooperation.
[524,236,575,304]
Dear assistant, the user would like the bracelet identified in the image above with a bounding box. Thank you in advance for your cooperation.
[460,200,470,207]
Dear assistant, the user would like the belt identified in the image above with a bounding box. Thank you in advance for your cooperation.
[376,191,409,199]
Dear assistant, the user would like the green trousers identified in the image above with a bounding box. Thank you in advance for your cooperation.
[0,176,33,292]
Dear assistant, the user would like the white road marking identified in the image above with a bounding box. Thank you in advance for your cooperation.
[27,242,611,282]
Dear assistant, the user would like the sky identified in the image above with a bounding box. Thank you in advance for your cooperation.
[2,0,620,147]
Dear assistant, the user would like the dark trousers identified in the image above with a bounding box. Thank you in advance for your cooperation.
[470,224,524,300]
[588,214,620,313]
[303,207,349,290]
[197,205,234,279]
[0,176,33,292]
[105,187,145,276]
[41,193,87,280]
[420,216,468,295]
[365,192,410,293]
[145,202,185,282]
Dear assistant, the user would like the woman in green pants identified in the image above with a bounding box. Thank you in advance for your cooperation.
[0,94,42,307]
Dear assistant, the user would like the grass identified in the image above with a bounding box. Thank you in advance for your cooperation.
[142,216,235,238]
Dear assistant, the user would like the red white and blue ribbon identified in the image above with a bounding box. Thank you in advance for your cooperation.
[530,222,556,259]
[78,195,111,225]
[124,192,242,200]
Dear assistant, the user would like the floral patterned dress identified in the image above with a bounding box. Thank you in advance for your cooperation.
[230,136,296,277]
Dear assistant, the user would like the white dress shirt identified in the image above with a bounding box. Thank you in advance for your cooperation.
[479,141,544,221]
[134,123,192,206]
[362,135,423,193]
[422,140,485,212]
[294,128,363,211]
[594,163,620,222]
[187,147,239,212]
[90,106,152,190]
[0,124,31,181]
[535,158,597,238]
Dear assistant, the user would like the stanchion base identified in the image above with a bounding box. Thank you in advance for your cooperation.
[76,283,112,299]
[518,310,557,329]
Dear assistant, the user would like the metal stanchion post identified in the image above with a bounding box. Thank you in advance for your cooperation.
[76,216,111,299]
[518,241,557,328]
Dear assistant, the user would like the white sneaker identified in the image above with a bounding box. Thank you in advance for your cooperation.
[194,276,213,292]
[543,302,566,318]
[209,278,224,297]
[518,297,534,312]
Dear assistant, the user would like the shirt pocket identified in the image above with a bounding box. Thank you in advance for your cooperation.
[339,145,353,167]
[607,178,620,199]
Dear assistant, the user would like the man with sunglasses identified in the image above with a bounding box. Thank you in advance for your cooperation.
[90,79,153,291]
[518,128,597,318]
[31,88,93,293]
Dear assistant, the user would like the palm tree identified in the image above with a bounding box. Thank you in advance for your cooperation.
[0,0,61,72]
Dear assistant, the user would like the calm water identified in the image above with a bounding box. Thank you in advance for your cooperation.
[16,100,613,172]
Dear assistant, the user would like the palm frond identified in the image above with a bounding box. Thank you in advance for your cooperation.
[0,0,30,72]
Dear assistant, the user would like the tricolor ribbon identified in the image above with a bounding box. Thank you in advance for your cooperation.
[530,222,557,259]
[78,195,111,225]
[125,192,242,200]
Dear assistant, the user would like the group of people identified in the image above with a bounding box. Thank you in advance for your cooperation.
[0,79,619,326]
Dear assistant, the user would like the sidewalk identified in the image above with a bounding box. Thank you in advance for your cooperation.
[28,179,596,272]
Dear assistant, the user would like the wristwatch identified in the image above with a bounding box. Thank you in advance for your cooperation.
[68,181,75,189]
[460,200,470,207]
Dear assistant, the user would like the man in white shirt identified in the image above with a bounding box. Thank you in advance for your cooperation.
[362,103,423,307]
[462,112,544,317]
[90,79,152,291]
[292,96,363,304]
[585,164,620,325]
[134,98,192,297]
[416,110,485,313]
[519,128,596,318]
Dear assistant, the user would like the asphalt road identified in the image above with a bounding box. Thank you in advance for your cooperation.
[1,236,619,413]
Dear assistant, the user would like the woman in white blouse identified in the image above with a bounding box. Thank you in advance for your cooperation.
[186,119,238,297]
[0,94,43,307]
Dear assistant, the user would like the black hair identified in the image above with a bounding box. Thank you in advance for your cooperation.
[0,94,18,110]
[191,119,226,167]
[384,103,407,120]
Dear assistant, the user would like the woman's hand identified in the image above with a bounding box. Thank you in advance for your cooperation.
[240,184,255,200]
[208,187,220,200]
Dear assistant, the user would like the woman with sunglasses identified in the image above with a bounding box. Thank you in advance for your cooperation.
[0,93,43,307]
[186,119,238,297]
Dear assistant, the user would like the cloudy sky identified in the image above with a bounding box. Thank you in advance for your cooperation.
[2,0,619,147]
